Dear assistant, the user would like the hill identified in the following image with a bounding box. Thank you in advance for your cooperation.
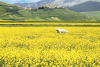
[67,1,100,17]
[0,1,33,20]
[0,1,100,21]
[31,4,100,21]
[13,0,100,17]
[67,1,100,12]
[32,8,87,21]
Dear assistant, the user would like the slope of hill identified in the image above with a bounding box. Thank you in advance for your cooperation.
[67,1,100,12]
[0,1,33,20]
[80,11,100,17]
[0,1,100,21]
[31,6,100,21]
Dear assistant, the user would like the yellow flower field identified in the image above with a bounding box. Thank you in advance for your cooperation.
[0,22,100,25]
[0,27,100,67]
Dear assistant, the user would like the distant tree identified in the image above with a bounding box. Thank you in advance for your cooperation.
[54,7,58,9]
[38,6,45,9]
[33,9,38,11]
[48,8,54,11]
[43,7,49,11]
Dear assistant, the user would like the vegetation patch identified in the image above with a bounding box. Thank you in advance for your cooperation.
[51,17,61,21]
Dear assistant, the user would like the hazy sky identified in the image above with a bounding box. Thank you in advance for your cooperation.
[0,0,41,4]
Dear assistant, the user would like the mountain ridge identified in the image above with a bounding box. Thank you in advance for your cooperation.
[13,0,100,17]
[67,1,100,12]
[14,0,100,8]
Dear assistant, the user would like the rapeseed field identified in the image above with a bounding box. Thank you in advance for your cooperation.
[0,22,100,25]
[0,27,100,67]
